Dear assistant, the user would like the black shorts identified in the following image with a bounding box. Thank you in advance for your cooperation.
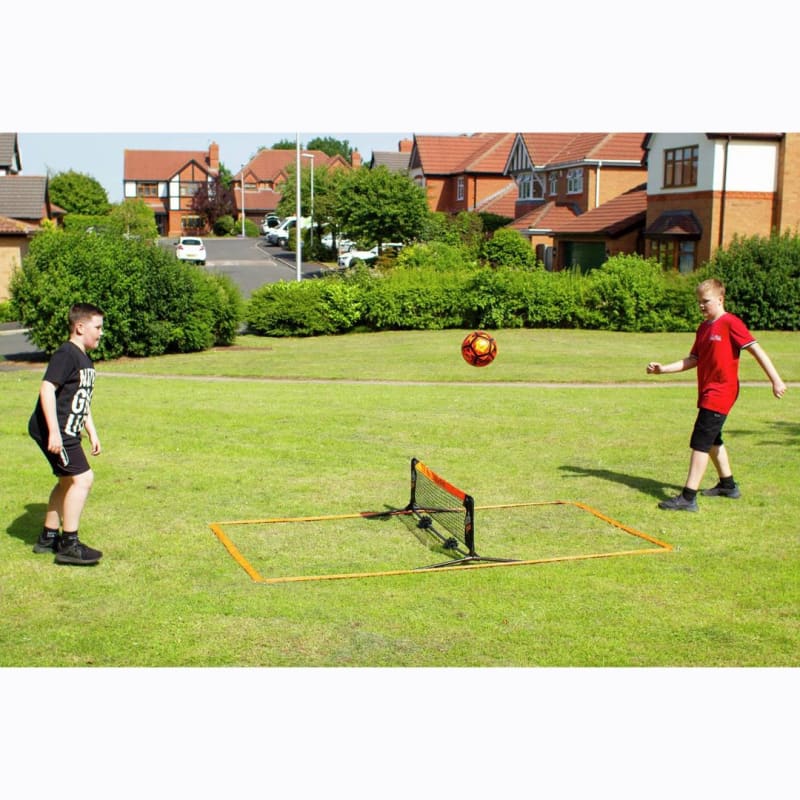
[689,408,727,453]
[32,437,90,477]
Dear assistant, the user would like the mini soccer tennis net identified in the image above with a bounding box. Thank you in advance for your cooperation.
[406,457,518,568]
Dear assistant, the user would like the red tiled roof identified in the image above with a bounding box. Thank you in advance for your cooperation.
[413,133,516,175]
[516,133,647,168]
[0,213,39,234]
[124,149,216,180]
[517,134,586,166]
[234,187,282,214]
[553,186,647,236]
[549,133,647,166]
[509,201,581,232]
[238,149,341,182]
[474,182,519,218]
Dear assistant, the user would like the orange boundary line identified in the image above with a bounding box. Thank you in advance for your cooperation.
[208,500,672,584]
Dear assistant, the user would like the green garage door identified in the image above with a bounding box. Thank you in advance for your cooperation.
[563,241,606,272]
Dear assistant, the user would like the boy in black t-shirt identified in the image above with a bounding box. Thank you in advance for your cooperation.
[29,303,105,565]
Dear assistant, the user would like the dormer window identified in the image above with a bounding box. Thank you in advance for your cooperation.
[566,168,583,195]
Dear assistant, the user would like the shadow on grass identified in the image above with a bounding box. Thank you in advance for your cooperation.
[6,503,48,547]
[560,465,681,500]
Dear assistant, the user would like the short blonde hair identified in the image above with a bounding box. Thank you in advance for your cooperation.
[696,278,725,298]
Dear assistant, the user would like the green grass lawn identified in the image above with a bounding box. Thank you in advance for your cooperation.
[2,328,798,668]
[3,326,797,797]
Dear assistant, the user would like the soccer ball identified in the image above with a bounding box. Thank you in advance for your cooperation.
[461,330,497,367]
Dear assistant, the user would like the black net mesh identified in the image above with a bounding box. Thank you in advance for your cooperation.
[408,459,475,555]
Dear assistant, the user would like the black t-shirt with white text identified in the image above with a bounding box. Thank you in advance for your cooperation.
[28,341,96,445]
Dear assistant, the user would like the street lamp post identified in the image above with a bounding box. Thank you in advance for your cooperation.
[302,153,315,250]
[240,164,246,237]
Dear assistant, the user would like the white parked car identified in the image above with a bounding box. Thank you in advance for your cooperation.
[175,236,206,265]
[337,242,403,268]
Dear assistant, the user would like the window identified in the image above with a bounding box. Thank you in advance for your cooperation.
[179,181,203,197]
[566,168,583,194]
[518,173,532,200]
[548,172,558,195]
[456,176,465,202]
[664,146,698,188]
[181,215,203,231]
[137,182,158,198]
[649,239,697,272]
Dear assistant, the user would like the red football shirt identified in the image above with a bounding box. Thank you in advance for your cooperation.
[691,312,755,414]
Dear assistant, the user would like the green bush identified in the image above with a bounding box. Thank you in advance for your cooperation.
[10,229,244,358]
[482,228,538,269]
[699,231,800,330]
[214,215,236,236]
[246,277,362,337]
[0,300,14,323]
[578,254,693,332]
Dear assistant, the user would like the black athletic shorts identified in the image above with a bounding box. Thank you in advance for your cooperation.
[689,408,727,453]
[31,436,90,477]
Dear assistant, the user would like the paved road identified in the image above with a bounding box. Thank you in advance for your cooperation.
[1,236,333,365]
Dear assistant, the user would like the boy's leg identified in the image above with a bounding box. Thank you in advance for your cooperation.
[59,469,94,532]
[709,443,732,479]
[685,449,710,491]
[54,470,103,565]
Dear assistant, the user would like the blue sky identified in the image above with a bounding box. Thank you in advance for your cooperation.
[17,131,419,203]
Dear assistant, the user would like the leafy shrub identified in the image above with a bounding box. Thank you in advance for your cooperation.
[395,241,478,271]
[699,231,800,330]
[578,254,694,331]
[482,228,538,269]
[361,268,471,330]
[10,229,244,358]
[0,300,14,322]
[246,277,362,337]
[214,215,236,236]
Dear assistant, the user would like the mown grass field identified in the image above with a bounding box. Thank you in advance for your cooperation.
[2,328,797,796]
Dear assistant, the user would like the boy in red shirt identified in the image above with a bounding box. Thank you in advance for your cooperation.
[647,278,786,511]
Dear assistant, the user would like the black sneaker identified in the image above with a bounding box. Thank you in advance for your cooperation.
[658,494,699,512]
[33,532,60,554]
[701,482,741,499]
[54,537,103,565]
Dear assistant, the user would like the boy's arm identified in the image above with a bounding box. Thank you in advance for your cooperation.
[39,380,63,454]
[647,355,698,375]
[83,411,102,455]
[746,342,787,398]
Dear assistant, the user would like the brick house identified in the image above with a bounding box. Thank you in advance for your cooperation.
[0,133,63,299]
[505,133,648,269]
[642,132,800,271]
[232,148,356,225]
[123,142,221,237]
[407,133,519,218]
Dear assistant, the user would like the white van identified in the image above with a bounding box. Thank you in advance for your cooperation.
[265,216,312,246]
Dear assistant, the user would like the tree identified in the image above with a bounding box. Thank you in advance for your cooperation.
[191,174,236,229]
[271,139,297,150]
[48,170,111,215]
[108,199,159,240]
[335,166,431,248]
[306,136,352,160]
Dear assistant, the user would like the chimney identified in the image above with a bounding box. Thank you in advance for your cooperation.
[351,149,362,168]
[398,139,412,153]
[208,141,220,171]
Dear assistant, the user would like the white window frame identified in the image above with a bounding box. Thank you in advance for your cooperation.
[456,175,465,202]
[518,173,532,200]
[548,172,558,195]
[566,167,583,195]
